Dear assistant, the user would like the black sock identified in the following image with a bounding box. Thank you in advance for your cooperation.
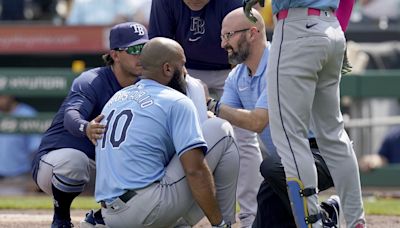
[52,184,81,221]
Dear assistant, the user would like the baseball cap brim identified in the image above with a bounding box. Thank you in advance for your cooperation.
[119,38,148,49]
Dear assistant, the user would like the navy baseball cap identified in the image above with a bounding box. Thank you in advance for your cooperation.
[109,22,149,50]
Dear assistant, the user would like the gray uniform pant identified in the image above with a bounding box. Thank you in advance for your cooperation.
[36,148,95,195]
[188,68,262,228]
[233,127,263,228]
[266,8,365,227]
[187,68,231,99]
[101,117,239,228]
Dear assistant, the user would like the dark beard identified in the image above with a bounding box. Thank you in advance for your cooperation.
[227,34,250,65]
[167,68,187,95]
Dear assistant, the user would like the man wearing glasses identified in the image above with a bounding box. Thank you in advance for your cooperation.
[149,0,242,98]
[149,2,265,227]
[94,37,239,228]
[208,8,342,228]
[31,22,148,228]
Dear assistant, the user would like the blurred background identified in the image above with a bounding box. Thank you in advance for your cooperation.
[0,0,399,194]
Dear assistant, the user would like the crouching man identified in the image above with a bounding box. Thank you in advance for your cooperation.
[95,37,239,227]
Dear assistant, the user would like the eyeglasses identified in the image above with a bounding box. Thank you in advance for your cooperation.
[220,28,251,41]
[115,43,145,55]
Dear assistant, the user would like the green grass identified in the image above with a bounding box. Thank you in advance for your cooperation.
[0,195,399,216]
[0,195,98,210]
[364,197,400,215]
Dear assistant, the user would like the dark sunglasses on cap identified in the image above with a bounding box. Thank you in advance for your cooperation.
[115,43,145,55]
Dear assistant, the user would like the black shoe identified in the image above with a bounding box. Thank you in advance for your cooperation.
[80,209,106,228]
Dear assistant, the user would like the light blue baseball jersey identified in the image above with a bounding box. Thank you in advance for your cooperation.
[272,0,340,14]
[220,44,276,155]
[95,79,207,203]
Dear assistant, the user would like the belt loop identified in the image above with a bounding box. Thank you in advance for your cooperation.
[276,8,338,21]
[307,8,321,16]
[276,9,289,20]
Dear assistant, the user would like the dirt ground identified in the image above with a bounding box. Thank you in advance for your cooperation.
[0,209,399,228]
[1,180,399,228]
[1,186,400,228]
[0,209,235,228]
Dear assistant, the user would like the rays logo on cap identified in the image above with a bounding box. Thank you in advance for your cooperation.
[131,24,146,36]
[109,22,149,49]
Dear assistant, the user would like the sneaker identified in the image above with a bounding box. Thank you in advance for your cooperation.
[321,195,341,228]
[51,219,74,228]
[79,209,106,228]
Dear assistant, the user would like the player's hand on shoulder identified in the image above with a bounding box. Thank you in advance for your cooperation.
[86,114,106,145]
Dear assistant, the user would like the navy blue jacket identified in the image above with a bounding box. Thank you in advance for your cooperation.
[32,66,122,181]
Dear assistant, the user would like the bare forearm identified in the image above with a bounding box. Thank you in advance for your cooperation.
[218,104,265,133]
[186,166,222,225]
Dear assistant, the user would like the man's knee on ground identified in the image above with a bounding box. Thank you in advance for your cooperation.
[260,155,280,181]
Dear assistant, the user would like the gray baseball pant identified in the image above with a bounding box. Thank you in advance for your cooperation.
[233,126,263,228]
[36,148,95,195]
[188,68,263,228]
[187,69,231,99]
[101,117,240,228]
[266,8,365,227]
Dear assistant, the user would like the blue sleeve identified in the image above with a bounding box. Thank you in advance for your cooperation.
[220,69,242,108]
[378,135,392,161]
[64,74,97,137]
[255,88,268,110]
[169,98,207,156]
[64,109,89,137]
[148,0,176,39]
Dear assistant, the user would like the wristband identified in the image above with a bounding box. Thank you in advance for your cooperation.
[80,121,89,137]
[207,98,221,116]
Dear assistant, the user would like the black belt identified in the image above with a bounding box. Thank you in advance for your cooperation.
[101,190,137,208]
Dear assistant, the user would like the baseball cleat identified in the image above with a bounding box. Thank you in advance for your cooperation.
[321,195,341,228]
[79,209,106,228]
